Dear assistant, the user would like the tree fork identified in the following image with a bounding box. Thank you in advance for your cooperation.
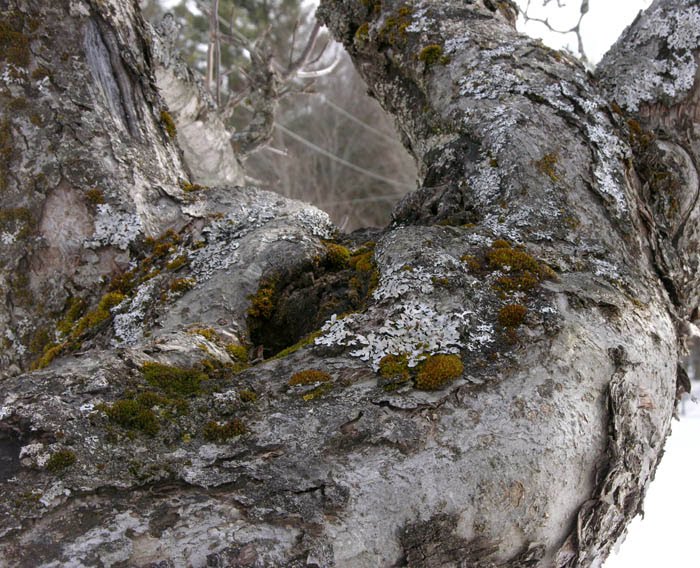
[0,0,698,566]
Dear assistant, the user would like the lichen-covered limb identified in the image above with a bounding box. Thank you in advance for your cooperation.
[0,0,690,567]
[597,0,700,321]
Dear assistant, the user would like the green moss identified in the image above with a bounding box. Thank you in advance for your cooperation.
[418,44,449,66]
[498,304,527,328]
[103,398,160,436]
[0,207,33,238]
[270,330,321,360]
[189,327,218,342]
[247,279,277,319]
[461,254,482,272]
[288,369,331,386]
[302,382,334,401]
[71,292,125,338]
[431,276,450,287]
[0,12,31,68]
[202,419,246,442]
[170,277,196,294]
[225,343,248,360]
[415,354,464,391]
[160,110,177,139]
[45,449,76,473]
[349,250,374,273]
[379,6,413,45]
[101,389,188,437]
[142,362,206,397]
[180,181,207,193]
[28,327,51,356]
[535,152,559,182]
[166,255,188,270]
[323,242,351,270]
[0,119,12,192]
[85,188,105,205]
[8,97,28,111]
[379,353,410,381]
[360,0,382,15]
[225,343,250,370]
[31,66,50,80]
[31,342,67,370]
[355,22,370,42]
[239,389,258,403]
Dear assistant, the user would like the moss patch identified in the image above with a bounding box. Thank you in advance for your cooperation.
[0,12,31,68]
[102,398,160,436]
[535,152,559,182]
[142,362,206,397]
[498,304,527,328]
[247,279,277,320]
[71,292,125,338]
[379,6,413,46]
[160,110,177,139]
[45,449,76,473]
[202,419,246,442]
[415,354,464,391]
[288,369,331,386]
[418,44,449,66]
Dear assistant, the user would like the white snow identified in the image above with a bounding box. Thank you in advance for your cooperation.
[605,389,700,567]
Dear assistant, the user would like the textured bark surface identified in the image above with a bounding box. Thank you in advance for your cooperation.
[0,0,698,566]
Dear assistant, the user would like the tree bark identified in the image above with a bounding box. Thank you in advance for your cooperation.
[0,0,697,566]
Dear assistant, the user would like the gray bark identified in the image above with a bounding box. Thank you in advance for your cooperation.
[0,0,697,566]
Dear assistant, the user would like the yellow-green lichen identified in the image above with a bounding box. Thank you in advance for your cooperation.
[160,110,177,139]
[203,419,246,442]
[415,354,464,391]
[45,449,76,473]
[288,369,331,386]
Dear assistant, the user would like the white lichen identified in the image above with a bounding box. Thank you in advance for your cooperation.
[111,281,155,346]
[85,204,142,250]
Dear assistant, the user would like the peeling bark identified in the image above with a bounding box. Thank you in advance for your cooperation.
[0,0,697,566]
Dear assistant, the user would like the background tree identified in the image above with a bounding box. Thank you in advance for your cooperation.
[0,1,698,567]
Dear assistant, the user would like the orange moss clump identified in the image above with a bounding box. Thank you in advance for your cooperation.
[288,369,331,386]
[415,354,464,391]
[498,304,527,328]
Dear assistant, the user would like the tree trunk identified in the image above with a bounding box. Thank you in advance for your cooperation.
[0,0,697,566]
